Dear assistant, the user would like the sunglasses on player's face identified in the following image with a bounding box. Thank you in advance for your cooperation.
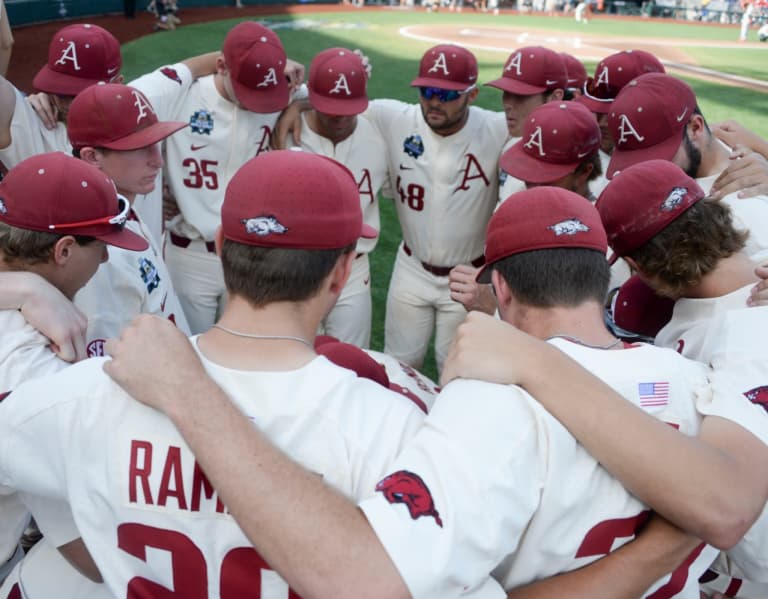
[419,84,477,103]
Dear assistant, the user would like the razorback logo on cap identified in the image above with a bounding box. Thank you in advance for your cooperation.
[328,74,352,96]
[256,68,279,89]
[523,126,546,157]
[744,385,768,413]
[428,52,451,76]
[548,218,590,236]
[615,114,645,146]
[376,470,443,527]
[242,216,288,236]
[661,187,687,212]
[160,67,183,85]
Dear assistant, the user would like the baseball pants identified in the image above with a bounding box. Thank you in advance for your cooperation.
[384,243,467,374]
[320,253,372,348]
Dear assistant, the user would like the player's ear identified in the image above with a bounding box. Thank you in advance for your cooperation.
[214,226,225,257]
[328,250,355,295]
[52,235,77,265]
[78,147,102,168]
[490,269,512,307]
[216,55,229,77]
[467,87,480,103]
[687,113,707,142]
[549,88,565,101]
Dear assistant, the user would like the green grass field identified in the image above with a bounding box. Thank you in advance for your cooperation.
[122,9,768,378]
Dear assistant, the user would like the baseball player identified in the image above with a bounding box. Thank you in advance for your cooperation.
[128,21,299,334]
[606,73,768,259]
[66,82,191,356]
[292,47,388,348]
[104,187,721,598]
[0,152,147,598]
[559,51,587,100]
[0,150,432,599]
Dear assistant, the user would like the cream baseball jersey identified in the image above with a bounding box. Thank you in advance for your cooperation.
[0,343,424,597]
[74,212,189,357]
[497,137,525,204]
[366,349,440,413]
[359,339,716,598]
[366,99,508,266]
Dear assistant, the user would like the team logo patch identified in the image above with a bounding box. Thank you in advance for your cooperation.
[403,135,424,159]
[0,390,11,403]
[139,257,161,293]
[660,187,687,212]
[376,470,443,527]
[744,385,768,413]
[87,339,106,358]
[0,197,6,214]
[190,110,214,135]
[547,218,590,236]
[242,216,288,237]
[160,67,183,85]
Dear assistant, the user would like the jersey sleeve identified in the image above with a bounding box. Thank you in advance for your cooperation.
[363,98,409,138]
[358,379,543,598]
[129,63,194,122]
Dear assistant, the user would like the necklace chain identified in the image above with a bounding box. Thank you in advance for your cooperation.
[212,324,313,348]
[547,334,622,350]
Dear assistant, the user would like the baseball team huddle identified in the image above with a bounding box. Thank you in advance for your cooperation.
[0,13,768,599]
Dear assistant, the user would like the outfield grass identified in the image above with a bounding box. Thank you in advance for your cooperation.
[122,10,768,379]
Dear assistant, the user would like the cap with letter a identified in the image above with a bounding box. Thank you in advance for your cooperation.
[222,21,290,113]
[33,24,122,97]
[222,150,377,249]
[308,48,369,116]
[0,152,147,251]
[485,46,567,95]
[410,44,478,91]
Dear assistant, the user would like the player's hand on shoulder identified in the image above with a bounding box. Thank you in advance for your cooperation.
[449,264,497,315]
[104,314,198,411]
[748,263,768,307]
[284,58,305,95]
[26,92,58,130]
[353,49,373,79]
[271,98,311,150]
[710,145,768,200]
[712,119,767,158]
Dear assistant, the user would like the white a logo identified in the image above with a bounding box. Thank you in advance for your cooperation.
[595,65,609,89]
[329,73,352,96]
[616,114,645,146]
[523,126,546,157]
[55,41,81,71]
[428,52,450,76]
[132,91,154,123]
[257,68,279,88]
[505,52,523,76]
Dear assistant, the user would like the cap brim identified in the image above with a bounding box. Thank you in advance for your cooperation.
[485,78,547,95]
[360,223,378,239]
[33,66,108,97]
[96,227,149,251]
[231,77,290,114]
[606,134,681,180]
[99,121,188,151]
[308,90,368,116]
[575,94,612,114]
[411,77,470,91]
[475,263,492,284]
[500,143,579,184]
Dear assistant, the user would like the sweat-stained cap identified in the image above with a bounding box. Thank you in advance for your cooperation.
[597,159,705,263]
[500,101,600,184]
[67,83,187,151]
[222,22,290,113]
[308,47,368,116]
[0,153,147,251]
[477,187,607,283]
[221,150,377,249]
[33,24,122,97]
[485,46,567,95]
[410,44,478,91]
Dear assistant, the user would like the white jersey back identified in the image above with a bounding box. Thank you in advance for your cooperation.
[366,99,507,266]
[0,346,424,597]
[366,349,440,412]
[359,339,715,598]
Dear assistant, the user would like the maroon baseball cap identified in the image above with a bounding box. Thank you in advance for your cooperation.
[67,83,187,151]
[597,159,704,263]
[612,274,675,338]
[0,153,147,251]
[222,22,290,113]
[606,73,697,179]
[308,48,368,116]
[410,44,478,91]
[486,47,567,95]
[500,101,600,184]
[477,187,607,283]
[578,50,665,114]
[33,24,122,97]
[222,150,377,249]
[561,52,588,90]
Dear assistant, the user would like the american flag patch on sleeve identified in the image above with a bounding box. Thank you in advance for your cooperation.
[638,382,669,408]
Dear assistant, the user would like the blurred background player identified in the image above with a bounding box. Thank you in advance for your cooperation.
[560,52,588,100]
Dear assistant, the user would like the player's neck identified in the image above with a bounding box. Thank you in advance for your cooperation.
[682,252,756,299]
[515,301,619,349]
[698,135,731,179]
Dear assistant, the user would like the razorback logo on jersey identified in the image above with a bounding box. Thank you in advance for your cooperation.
[0,390,11,403]
[660,187,687,212]
[160,67,183,85]
[744,386,768,413]
[0,198,6,215]
[139,257,161,293]
[190,109,214,135]
[242,216,288,237]
[403,135,424,159]
[548,218,590,236]
[376,470,443,527]
[87,339,106,357]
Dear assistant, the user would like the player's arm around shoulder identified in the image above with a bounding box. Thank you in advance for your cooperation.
[0,73,15,147]
[129,62,196,121]
[364,97,412,136]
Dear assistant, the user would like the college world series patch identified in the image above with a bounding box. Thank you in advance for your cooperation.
[190,109,214,135]
[139,257,161,293]
[403,135,424,159]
